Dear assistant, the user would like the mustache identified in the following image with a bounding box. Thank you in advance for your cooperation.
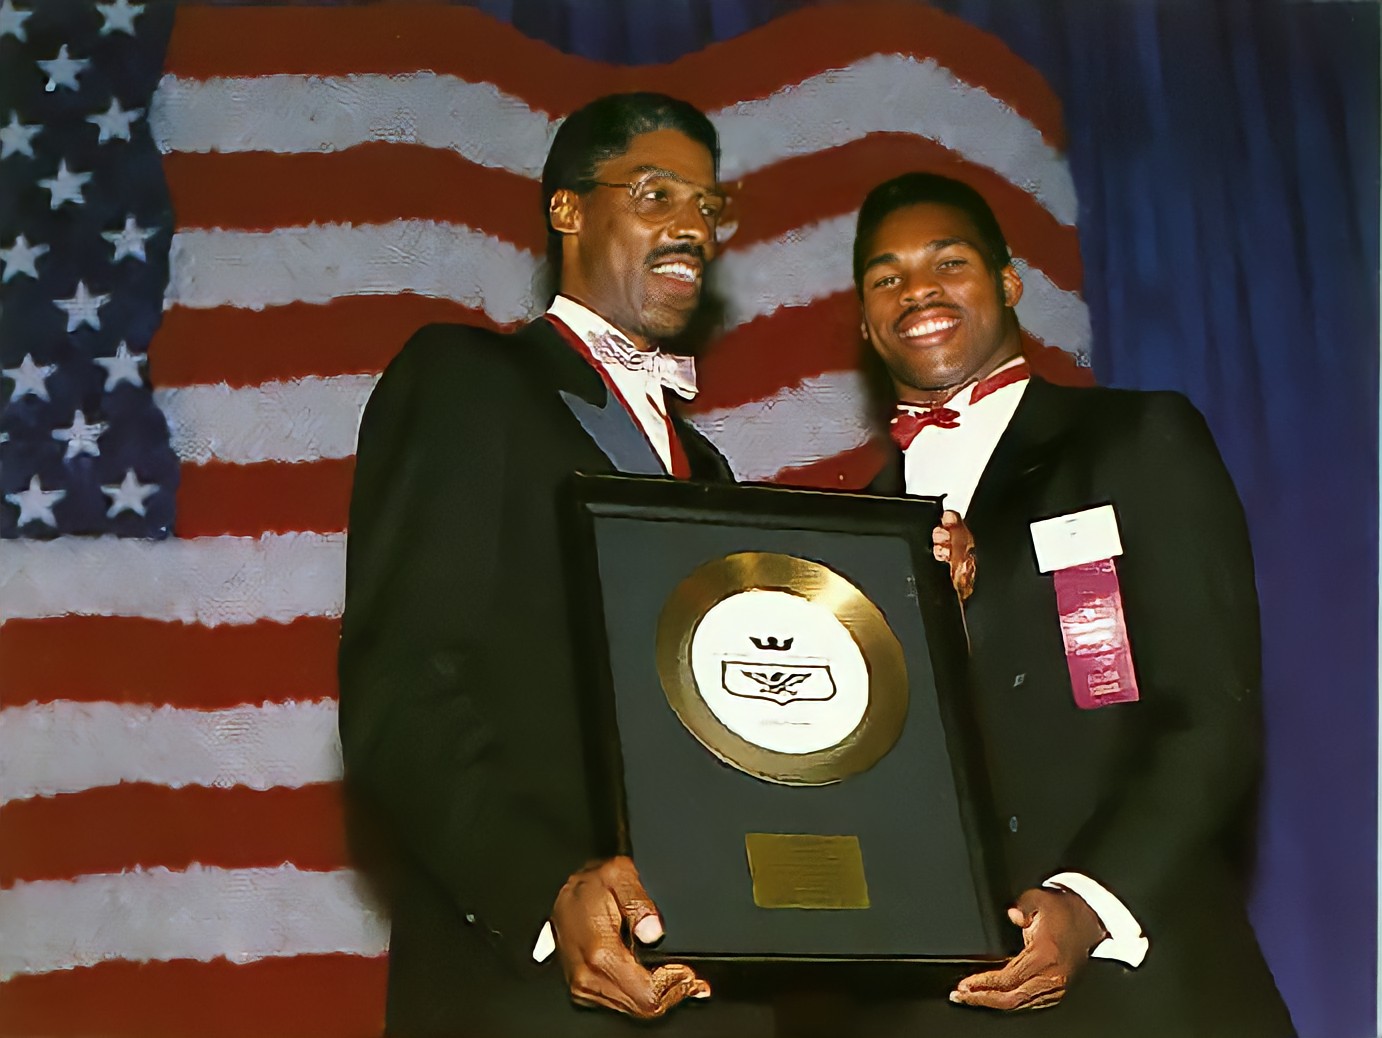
[894,302,959,333]
[645,243,707,266]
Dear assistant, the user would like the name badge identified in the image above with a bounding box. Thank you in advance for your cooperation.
[1031,507,1139,709]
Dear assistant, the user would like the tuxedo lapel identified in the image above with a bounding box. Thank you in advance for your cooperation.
[518,318,666,476]
[965,377,1079,528]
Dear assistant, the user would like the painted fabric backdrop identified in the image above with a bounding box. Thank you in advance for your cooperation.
[0,2,1376,1038]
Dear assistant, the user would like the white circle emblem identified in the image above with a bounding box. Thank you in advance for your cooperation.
[688,589,870,755]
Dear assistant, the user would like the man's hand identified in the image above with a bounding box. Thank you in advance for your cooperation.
[932,509,977,601]
[551,855,710,1018]
[949,887,1105,1011]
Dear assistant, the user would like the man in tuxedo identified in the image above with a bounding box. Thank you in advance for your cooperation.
[337,93,773,1036]
[857,172,1294,1035]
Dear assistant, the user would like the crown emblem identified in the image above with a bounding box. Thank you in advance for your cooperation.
[750,636,793,651]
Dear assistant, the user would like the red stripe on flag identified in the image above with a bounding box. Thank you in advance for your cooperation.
[162,140,1079,290]
[768,440,894,491]
[175,459,355,537]
[164,145,545,246]
[0,616,340,709]
[691,294,868,413]
[150,297,502,389]
[165,4,1065,147]
[730,134,1083,288]
[692,298,1095,416]
[1020,330,1096,387]
[0,955,387,1038]
[0,784,350,887]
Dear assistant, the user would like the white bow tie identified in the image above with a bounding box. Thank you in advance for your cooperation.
[585,331,698,400]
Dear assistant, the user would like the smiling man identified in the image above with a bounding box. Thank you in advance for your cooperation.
[858,173,1295,1036]
[337,94,770,1037]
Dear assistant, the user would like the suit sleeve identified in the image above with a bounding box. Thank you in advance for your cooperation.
[1065,391,1263,936]
[337,326,581,970]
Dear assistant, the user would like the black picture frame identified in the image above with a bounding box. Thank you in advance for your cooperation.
[563,474,1014,989]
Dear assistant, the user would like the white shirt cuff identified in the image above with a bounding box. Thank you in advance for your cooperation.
[532,920,556,963]
[1043,871,1149,967]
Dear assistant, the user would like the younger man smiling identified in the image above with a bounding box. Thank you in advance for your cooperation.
[859,173,1294,1036]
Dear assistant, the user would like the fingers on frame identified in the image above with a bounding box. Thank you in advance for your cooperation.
[954,974,1065,1012]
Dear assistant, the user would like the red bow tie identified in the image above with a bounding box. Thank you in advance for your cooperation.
[889,361,1030,449]
[889,405,961,449]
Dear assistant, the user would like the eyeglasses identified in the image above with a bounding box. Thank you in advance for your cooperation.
[587,171,728,232]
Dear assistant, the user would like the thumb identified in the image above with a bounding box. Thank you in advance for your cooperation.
[606,858,663,944]
[1011,888,1048,929]
[941,509,963,529]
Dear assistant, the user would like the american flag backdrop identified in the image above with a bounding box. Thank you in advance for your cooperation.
[0,4,1092,1035]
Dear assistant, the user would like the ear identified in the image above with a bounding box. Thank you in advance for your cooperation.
[999,263,1024,308]
[549,189,581,236]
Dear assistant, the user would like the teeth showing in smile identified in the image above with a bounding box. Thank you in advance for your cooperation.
[651,262,700,283]
[901,315,959,338]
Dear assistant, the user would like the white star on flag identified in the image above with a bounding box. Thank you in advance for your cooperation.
[53,280,111,332]
[2,353,57,400]
[101,468,159,517]
[97,0,144,36]
[0,0,32,42]
[0,111,40,159]
[0,233,49,282]
[87,98,144,143]
[3,353,58,401]
[38,44,90,92]
[102,215,157,262]
[5,474,66,527]
[38,159,92,208]
[94,341,146,389]
[52,409,108,459]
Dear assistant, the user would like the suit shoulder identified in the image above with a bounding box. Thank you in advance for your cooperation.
[382,322,535,394]
[1043,382,1209,439]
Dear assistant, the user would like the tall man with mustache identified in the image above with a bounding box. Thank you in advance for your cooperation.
[338,93,772,1036]
[859,173,1294,1035]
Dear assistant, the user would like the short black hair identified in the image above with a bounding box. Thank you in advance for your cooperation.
[541,93,719,276]
[852,173,1011,294]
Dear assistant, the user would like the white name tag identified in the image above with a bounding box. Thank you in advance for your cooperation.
[1030,505,1123,573]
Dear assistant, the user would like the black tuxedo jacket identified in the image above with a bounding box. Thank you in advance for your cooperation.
[864,376,1294,1036]
[338,320,773,1036]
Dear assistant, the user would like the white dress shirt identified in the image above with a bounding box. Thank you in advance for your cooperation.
[546,295,696,473]
[900,357,1028,518]
[902,361,1149,968]
[532,297,699,963]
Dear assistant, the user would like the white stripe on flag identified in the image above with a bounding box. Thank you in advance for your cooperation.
[157,374,380,465]
[150,57,1076,223]
[165,221,1089,357]
[165,221,542,319]
[711,213,857,330]
[0,699,342,805]
[151,369,876,477]
[0,864,388,980]
[0,533,346,625]
[688,369,875,482]
[151,72,557,175]
[1012,260,1094,360]
[715,215,1089,352]
[714,53,1077,224]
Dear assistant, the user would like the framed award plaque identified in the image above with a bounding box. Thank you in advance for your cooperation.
[563,475,1013,983]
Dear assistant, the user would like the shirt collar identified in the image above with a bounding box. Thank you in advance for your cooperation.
[547,295,638,353]
[546,294,698,400]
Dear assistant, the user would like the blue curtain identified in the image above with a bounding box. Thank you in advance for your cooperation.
[461,2,1379,1034]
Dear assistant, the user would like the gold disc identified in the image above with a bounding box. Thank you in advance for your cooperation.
[655,552,908,785]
